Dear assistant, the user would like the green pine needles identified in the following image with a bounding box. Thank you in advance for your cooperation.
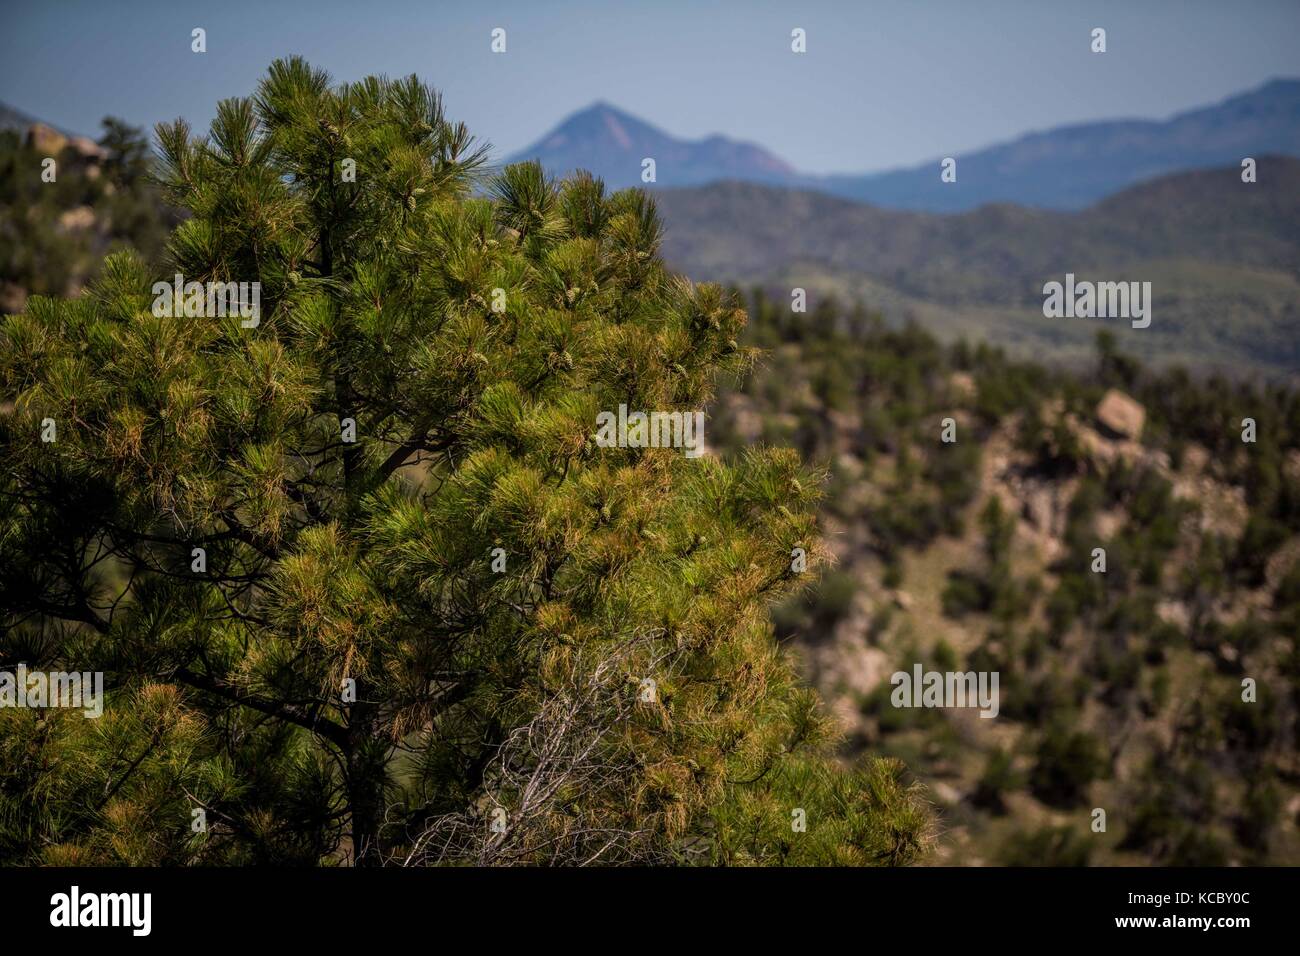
[0,58,930,866]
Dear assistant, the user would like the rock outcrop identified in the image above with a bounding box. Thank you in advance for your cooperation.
[1096,389,1145,441]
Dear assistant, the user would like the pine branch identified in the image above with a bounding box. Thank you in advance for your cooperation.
[172,666,348,749]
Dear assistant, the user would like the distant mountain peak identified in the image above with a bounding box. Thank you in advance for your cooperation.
[505,102,796,188]
[507,78,1300,210]
[564,100,653,128]
[584,99,637,118]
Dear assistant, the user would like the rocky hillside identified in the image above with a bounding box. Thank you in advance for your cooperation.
[710,293,1300,865]
[0,118,177,313]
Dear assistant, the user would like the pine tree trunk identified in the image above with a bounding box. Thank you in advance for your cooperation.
[346,697,384,866]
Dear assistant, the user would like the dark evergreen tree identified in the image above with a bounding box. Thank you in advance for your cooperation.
[0,60,930,866]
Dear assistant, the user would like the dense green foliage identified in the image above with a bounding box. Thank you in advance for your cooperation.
[0,61,930,866]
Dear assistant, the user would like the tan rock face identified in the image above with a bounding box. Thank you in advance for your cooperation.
[57,206,96,232]
[1183,444,1210,474]
[1285,449,1300,484]
[1023,486,1055,533]
[69,136,107,161]
[0,281,28,315]
[722,393,763,444]
[26,122,69,155]
[948,371,977,401]
[1096,389,1146,441]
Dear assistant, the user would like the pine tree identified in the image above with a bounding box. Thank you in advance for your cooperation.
[0,59,930,866]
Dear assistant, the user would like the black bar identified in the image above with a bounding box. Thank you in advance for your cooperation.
[2,865,1284,942]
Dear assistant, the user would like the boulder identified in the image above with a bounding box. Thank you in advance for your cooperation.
[0,281,28,315]
[57,206,96,232]
[1023,486,1055,532]
[26,122,68,155]
[69,136,107,162]
[1096,389,1145,441]
[948,371,977,401]
[722,393,763,444]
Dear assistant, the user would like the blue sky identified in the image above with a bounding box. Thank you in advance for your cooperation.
[2,0,1297,174]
